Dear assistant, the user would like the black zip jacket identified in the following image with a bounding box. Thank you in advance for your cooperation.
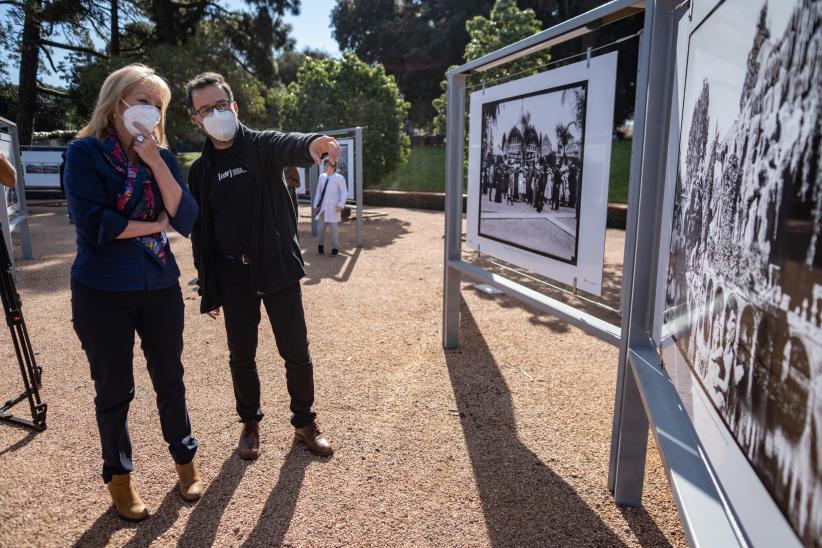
[189,123,320,313]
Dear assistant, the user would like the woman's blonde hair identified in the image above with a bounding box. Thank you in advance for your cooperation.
[77,64,172,146]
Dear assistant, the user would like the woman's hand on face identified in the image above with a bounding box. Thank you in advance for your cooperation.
[156,210,170,232]
[132,121,163,168]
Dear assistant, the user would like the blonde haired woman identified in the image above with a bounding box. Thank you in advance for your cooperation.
[65,64,203,521]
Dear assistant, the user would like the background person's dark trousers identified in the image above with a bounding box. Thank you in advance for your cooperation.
[71,281,199,482]
[217,261,317,428]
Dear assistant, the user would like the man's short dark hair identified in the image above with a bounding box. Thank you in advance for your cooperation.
[185,72,234,111]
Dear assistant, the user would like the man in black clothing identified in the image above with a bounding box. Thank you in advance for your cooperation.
[551,163,562,211]
[186,72,338,459]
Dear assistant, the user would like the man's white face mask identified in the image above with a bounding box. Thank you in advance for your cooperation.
[202,108,238,142]
[120,99,161,137]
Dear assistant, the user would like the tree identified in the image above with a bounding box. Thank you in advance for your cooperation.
[69,20,273,147]
[739,3,769,111]
[280,52,410,181]
[218,0,301,87]
[2,0,302,144]
[331,0,494,129]
[554,121,575,159]
[275,48,330,86]
[432,0,549,134]
[2,0,105,144]
[0,82,82,132]
[521,0,643,128]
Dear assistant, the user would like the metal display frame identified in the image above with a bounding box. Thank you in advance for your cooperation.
[308,127,364,248]
[0,117,33,266]
[442,1,804,545]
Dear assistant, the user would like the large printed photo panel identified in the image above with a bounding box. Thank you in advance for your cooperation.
[660,0,821,544]
[294,138,355,201]
[466,52,617,296]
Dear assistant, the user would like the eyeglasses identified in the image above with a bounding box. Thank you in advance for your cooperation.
[194,99,232,118]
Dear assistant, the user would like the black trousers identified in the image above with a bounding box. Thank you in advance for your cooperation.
[217,260,316,428]
[71,281,198,483]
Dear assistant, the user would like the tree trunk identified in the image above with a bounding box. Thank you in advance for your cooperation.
[110,0,120,55]
[16,3,41,146]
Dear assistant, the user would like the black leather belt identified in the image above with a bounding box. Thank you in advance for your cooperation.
[223,253,253,265]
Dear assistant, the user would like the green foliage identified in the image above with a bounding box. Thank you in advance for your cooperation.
[433,0,550,134]
[69,22,272,147]
[372,145,448,192]
[0,83,82,132]
[274,48,331,86]
[608,138,631,203]
[176,152,200,182]
[280,52,410,182]
[331,0,494,128]
[368,139,631,202]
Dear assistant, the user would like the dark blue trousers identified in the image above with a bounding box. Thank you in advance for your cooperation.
[71,281,198,483]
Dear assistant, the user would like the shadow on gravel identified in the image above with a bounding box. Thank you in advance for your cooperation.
[444,304,670,547]
[123,487,185,548]
[300,215,410,285]
[75,486,188,547]
[0,430,38,457]
[74,507,136,547]
[462,250,624,328]
[176,454,252,547]
[619,506,674,548]
[240,442,331,547]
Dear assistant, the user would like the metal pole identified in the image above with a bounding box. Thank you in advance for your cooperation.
[309,163,319,237]
[610,0,679,506]
[442,72,466,349]
[355,126,363,247]
[9,124,32,260]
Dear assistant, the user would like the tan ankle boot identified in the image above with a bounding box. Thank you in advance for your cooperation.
[175,461,204,502]
[107,473,149,522]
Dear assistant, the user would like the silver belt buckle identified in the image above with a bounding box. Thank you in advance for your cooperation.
[240,253,251,265]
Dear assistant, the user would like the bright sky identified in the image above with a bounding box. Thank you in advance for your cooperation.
[488,88,581,155]
[0,0,340,88]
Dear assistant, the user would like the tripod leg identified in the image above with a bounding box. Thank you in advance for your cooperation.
[0,233,46,431]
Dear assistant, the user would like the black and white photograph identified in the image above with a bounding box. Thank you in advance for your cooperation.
[295,138,354,200]
[663,0,821,544]
[20,147,66,191]
[478,82,586,264]
[466,52,618,296]
[337,138,354,200]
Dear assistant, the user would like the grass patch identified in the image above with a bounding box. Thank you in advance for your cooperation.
[372,145,447,192]
[373,140,631,203]
[176,152,201,183]
[608,139,631,203]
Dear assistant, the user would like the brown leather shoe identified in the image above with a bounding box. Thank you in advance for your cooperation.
[294,422,333,457]
[238,421,260,460]
[107,473,149,522]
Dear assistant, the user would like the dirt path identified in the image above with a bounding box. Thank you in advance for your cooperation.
[0,204,685,547]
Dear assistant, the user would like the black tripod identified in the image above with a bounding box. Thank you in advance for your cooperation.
[0,232,46,431]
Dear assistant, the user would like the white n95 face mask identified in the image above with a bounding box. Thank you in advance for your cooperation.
[202,109,238,142]
[120,100,161,137]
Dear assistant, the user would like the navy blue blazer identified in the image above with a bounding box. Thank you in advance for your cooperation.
[64,136,198,291]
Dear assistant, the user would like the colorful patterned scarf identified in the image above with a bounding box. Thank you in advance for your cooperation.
[101,132,169,266]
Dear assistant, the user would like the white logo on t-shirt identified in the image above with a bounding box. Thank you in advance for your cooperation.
[216,167,248,182]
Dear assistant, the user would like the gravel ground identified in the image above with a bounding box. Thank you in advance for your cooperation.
[0,203,686,547]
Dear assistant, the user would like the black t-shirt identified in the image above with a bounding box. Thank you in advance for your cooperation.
[209,147,255,256]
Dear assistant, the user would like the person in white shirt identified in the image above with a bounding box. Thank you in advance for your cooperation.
[313,158,347,256]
